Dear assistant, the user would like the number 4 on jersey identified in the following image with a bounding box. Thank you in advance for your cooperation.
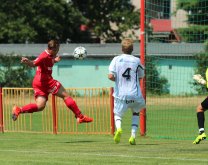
[122,68,131,80]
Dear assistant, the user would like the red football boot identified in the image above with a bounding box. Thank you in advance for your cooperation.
[77,115,93,124]
[12,105,21,121]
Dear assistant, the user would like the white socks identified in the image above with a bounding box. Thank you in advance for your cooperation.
[114,115,122,130]
[114,114,139,138]
[131,115,139,138]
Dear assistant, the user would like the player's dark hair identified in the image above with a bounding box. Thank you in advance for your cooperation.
[48,39,60,50]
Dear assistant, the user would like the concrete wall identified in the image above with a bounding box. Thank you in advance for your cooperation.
[51,57,197,95]
[52,59,114,88]
[157,58,196,95]
[1,42,203,95]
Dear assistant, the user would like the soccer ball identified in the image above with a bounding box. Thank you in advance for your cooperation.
[73,46,87,59]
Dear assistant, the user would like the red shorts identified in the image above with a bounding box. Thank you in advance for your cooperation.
[32,78,61,100]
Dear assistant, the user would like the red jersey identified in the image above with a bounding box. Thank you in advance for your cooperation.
[33,50,55,82]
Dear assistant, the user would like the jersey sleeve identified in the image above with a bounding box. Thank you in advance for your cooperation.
[33,53,45,66]
[137,64,145,78]
[108,57,117,74]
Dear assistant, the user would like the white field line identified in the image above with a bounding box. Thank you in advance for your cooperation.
[1,149,208,162]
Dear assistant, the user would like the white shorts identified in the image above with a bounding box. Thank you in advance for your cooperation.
[114,98,146,117]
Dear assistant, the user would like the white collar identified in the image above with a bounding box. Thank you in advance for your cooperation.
[45,49,50,55]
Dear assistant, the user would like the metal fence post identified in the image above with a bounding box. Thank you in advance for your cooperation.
[110,87,114,135]
[0,87,4,133]
[52,95,57,134]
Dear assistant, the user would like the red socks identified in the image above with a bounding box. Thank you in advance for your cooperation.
[21,104,39,113]
[64,97,83,118]
[20,98,83,118]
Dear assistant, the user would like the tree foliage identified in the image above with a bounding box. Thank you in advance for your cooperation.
[176,0,208,43]
[0,0,140,43]
[0,54,34,87]
[0,0,87,43]
[177,0,208,24]
[177,26,208,43]
[146,56,169,95]
[193,42,208,93]
[72,0,140,42]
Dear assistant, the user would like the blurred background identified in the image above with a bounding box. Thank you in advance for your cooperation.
[0,0,140,44]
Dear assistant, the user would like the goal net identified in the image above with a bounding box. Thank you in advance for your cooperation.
[144,0,208,139]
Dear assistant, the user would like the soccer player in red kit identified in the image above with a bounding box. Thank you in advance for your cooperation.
[12,39,93,124]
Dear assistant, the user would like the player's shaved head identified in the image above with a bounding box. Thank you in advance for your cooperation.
[121,38,133,54]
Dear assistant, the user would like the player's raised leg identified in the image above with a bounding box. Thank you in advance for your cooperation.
[56,85,93,123]
[12,104,40,121]
[12,97,46,121]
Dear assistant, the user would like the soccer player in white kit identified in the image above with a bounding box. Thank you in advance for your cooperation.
[108,38,145,145]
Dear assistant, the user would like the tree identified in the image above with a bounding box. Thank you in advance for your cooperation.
[0,0,87,43]
[177,0,208,93]
[0,0,140,43]
[146,56,169,95]
[177,0,208,25]
[72,0,140,42]
[0,54,33,87]
[192,41,208,94]
[176,0,208,43]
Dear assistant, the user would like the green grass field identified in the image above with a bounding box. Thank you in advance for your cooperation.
[146,95,208,139]
[0,131,208,165]
[1,109,208,165]
[2,93,208,164]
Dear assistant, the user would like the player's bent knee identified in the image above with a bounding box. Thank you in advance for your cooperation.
[37,105,46,111]
[196,105,204,112]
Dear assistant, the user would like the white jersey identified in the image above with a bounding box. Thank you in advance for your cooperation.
[109,54,144,100]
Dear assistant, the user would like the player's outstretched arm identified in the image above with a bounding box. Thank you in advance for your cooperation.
[193,74,207,85]
[21,57,36,67]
